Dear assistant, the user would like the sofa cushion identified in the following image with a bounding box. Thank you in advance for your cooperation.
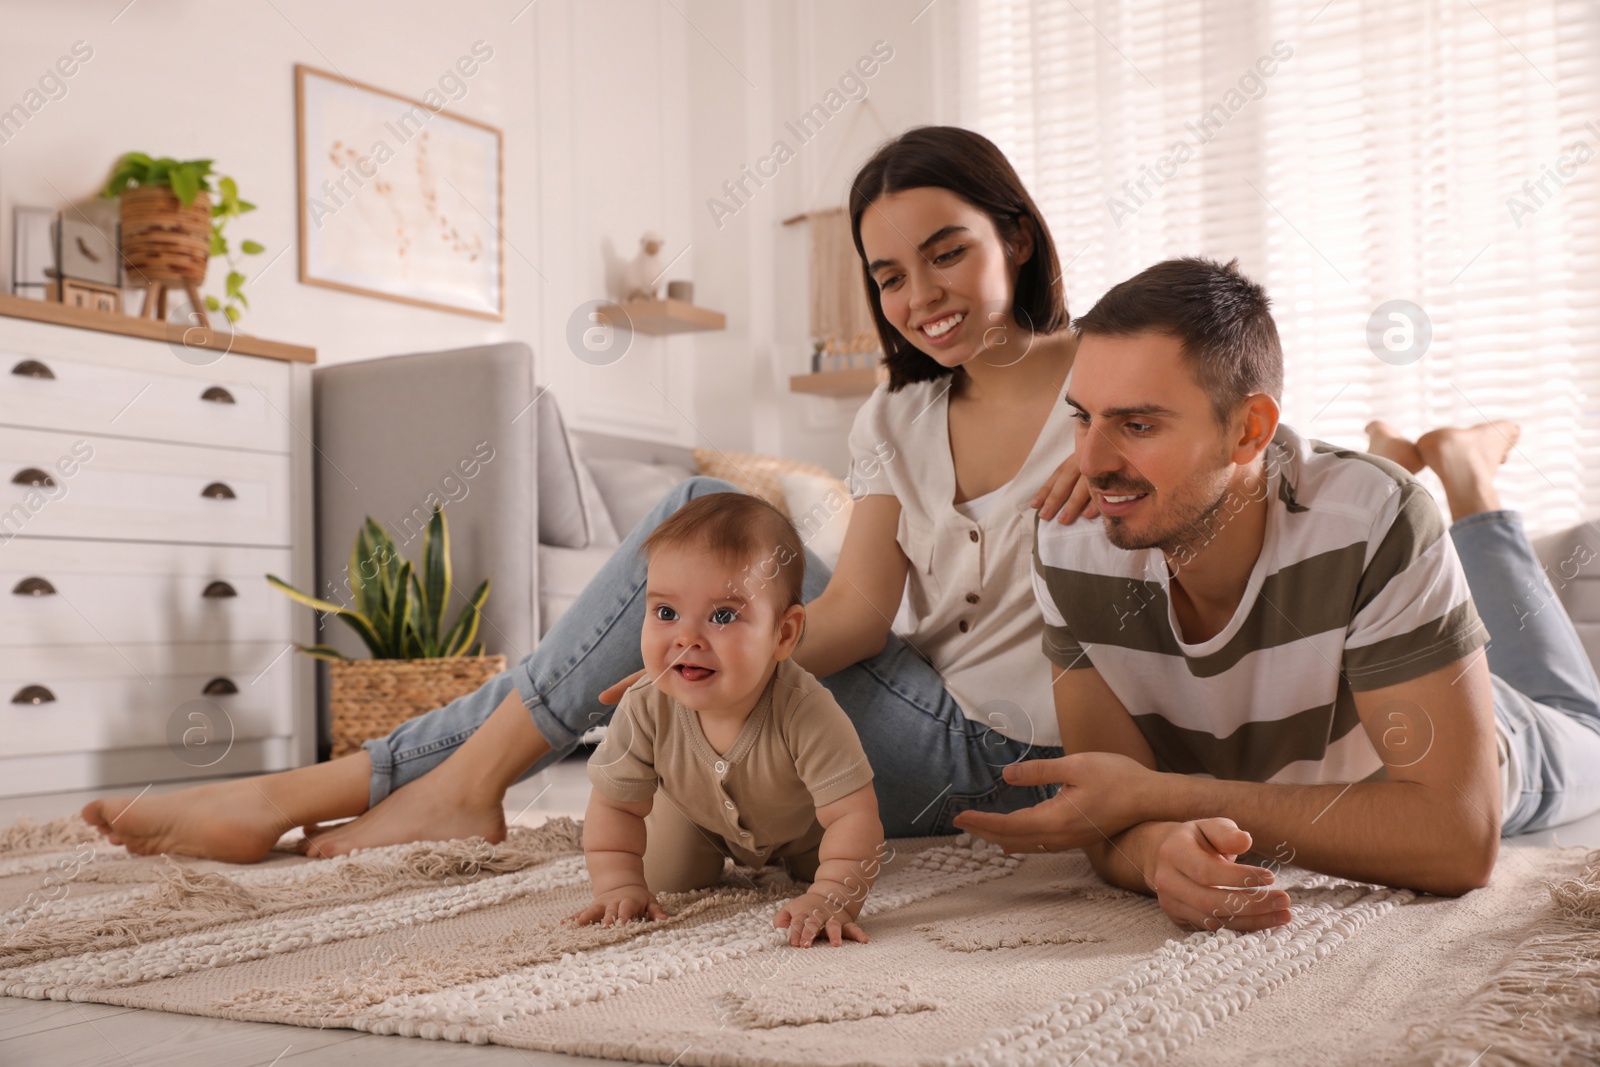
[780,471,853,571]
[586,457,692,536]
[537,388,617,548]
[538,542,618,638]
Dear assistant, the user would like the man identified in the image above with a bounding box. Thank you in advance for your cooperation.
[955,257,1600,933]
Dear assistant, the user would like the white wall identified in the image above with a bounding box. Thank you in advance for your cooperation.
[0,0,541,366]
[2,0,953,474]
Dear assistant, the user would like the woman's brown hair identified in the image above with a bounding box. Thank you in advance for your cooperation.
[848,126,1067,392]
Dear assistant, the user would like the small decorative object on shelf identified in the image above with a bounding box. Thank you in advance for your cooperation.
[666,279,693,303]
[267,505,502,758]
[10,206,58,301]
[101,153,265,328]
[624,230,667,301]
[59,278,121,314]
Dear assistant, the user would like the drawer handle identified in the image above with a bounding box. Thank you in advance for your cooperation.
[202,676,239,696]
[12,577,56,596]
[11,685,55,705]
[200,385,236,404]
[10,359,55,380]
[202,580,238,598]
[200,482,236,500]
[12,468,56,488]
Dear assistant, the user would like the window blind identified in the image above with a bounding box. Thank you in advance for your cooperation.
[962,0,1600,535]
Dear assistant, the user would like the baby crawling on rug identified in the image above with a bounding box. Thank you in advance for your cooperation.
[568,492,885,947]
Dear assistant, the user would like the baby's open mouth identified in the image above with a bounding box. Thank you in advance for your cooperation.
[674,664,716,682]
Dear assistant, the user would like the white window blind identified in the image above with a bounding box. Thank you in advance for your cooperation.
[960,0,1600,536]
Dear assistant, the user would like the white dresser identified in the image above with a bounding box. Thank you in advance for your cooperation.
[0,296,316,797]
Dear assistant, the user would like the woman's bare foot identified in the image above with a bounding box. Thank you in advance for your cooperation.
[1415,421,1521,522]
[1364,421,1425,474]
[82,753,373,864]
[300,772,506,857]
[82,780,295,863]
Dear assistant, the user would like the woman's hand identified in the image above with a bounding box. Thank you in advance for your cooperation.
[774,891,868,947]
[1030,454,1098,524]
[567,884,666,927]
[1143,819,1292,933]
[599,669,647,705]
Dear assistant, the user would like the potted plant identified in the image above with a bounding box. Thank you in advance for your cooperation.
[100,153,264,326]
[268,506,503,758]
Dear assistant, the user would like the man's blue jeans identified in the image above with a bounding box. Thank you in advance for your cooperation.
[363,476,1060,836]
[1453,510,1600,835]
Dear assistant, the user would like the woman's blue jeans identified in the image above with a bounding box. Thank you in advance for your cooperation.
[1452,510,1600,835]
[363,476,1061,836]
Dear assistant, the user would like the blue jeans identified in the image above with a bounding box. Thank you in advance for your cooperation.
[1453,510,1600,835]
[364,476,1061,836]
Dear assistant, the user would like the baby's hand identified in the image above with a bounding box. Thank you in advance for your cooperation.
[567,885,667,927]
[774,891,868,947]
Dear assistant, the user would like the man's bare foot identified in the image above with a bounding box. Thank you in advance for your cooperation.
[82,780,294,864]
[1364,421,1425,474]
[1416,421,1521,522]
[301,772,507,858]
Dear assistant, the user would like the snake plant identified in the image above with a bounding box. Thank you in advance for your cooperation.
[267,505,490,661]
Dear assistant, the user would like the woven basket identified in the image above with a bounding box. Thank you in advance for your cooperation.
[327,655,508,759]
[119,186,211,283]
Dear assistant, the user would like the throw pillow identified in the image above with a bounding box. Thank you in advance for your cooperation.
[691,448,834,519]
[779,471,854,571]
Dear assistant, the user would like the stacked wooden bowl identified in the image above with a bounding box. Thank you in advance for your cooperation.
[119,186,211,282]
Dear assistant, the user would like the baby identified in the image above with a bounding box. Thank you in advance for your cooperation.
[569,492,885,947]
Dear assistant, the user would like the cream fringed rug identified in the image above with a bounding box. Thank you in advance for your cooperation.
[1,817,1597,1067]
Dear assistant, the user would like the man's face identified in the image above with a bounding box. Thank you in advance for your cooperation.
[1067,331,1237,556]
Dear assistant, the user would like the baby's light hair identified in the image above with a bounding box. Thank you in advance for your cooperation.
[641,492,805,610]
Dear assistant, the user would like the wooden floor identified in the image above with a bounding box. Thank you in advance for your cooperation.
[4,761,1599,1066]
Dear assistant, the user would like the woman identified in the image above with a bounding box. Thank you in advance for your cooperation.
[84,126,1096,861]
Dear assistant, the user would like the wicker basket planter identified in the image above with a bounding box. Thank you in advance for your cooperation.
[328,654,507,758]
[119,186,211,283]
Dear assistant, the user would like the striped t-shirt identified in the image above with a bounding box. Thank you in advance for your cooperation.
[1031,422,1489,785]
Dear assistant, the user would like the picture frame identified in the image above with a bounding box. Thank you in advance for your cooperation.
[294,65,504,320]
[11,206,58,301]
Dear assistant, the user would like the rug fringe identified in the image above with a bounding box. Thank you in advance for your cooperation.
[1405,849,1600,1066]
[0,816,101,857]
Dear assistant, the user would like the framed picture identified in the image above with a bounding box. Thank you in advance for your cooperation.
[55,214,121,288]
[11,206,58,301]
[294,65,503,320]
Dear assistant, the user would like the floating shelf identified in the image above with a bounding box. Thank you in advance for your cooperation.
[595,299,725,336]
[0,292,315,363]
[788,366,886,398]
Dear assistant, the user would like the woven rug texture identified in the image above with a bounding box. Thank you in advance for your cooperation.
[1,815,1596,1067]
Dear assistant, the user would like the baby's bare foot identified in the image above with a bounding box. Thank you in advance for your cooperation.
[1364,420,1424,474]
[82,780,293,863]
[301,773,506,858]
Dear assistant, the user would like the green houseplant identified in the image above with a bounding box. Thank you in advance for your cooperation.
[268,506,503,758]
[100,153,264,325]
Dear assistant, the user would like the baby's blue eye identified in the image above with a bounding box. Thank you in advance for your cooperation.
[711,607,738,625]
[655,605,677,621]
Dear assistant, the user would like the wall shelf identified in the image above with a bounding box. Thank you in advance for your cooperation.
[595,298,725,335]
[788,366,885,397]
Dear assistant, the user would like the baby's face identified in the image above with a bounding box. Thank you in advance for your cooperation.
[641,541,801,717]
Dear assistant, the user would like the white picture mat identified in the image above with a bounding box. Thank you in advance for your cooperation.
[297,68,502,318]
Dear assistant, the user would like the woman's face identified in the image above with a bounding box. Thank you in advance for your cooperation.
[858,186,1030,371]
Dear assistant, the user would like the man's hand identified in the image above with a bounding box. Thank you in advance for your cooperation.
[1145,819,1292,932]
[567,884,667,927]
[774,891,868,947]
[951,752,1153,851]
[599,669,647,705]
[1030,453,1099,524]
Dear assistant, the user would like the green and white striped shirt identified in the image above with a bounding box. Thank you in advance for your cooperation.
[1032,422,1488,784]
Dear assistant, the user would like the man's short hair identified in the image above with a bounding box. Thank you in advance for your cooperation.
[1073,257,1284,424]
[641,492,805,610]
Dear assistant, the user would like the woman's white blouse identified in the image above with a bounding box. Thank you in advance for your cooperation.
[846,375,1075,748]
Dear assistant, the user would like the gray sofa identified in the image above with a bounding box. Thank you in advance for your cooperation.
[311,343,692,750]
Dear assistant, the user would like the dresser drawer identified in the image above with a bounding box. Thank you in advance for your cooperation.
[1,347,293,453]
[1,644,295,758]
[0,541,294,646]
[0,426,289,545]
